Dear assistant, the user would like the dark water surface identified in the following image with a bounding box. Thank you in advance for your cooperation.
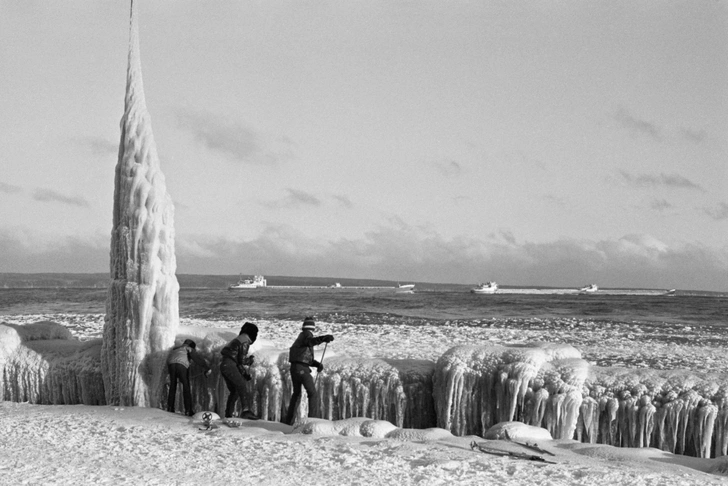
[0,287,725,329]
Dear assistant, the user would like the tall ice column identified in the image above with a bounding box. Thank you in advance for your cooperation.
[101,0,179,407]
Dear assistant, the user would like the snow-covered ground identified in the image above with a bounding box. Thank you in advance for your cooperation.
[3,314,728,484]
[1,401,727,485]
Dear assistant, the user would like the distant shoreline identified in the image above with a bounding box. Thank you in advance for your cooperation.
[0,272,724,296]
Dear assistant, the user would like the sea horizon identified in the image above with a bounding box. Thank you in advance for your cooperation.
[0,271,725,296]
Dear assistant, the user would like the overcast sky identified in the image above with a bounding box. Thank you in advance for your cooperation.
[0,1,726,291]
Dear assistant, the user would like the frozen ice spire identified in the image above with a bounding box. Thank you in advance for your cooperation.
[101,0,179,407]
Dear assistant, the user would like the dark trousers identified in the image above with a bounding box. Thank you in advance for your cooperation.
[285,363,318,425]
[167,363,192,414]
[220,358,248,418]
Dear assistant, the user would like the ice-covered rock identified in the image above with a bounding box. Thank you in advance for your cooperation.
[101,0,179,408]
[484,421,553,442]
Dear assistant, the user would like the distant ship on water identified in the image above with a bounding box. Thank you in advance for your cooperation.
[395,283,415,294]
[471,282,498,294]
[228,275,267,290]
[578,283,598,294]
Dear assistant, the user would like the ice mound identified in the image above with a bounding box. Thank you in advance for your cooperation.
[293,416,452,441]
[294,417,397,438]
[433,342,586,439]
[581,366,728,458]
[314,356,435,428]
[0,322,104,405]
[484,421,553,442]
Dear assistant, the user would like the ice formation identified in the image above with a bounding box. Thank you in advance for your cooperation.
[0,322,104,405]
[4,321,728,458]
[433,342,585,439]
[101,0,179,408]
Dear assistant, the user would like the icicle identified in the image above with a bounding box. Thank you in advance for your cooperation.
[578,396,600,443]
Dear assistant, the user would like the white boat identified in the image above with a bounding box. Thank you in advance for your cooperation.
[330,282,342,288]
[228,275,267,290]
[578,284,598,294]
[471,282,498,294]
[395,283,415,293]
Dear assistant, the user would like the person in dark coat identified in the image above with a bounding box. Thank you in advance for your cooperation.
[166,339,211,416]
[220,322,259,419]
[284,317,334,425]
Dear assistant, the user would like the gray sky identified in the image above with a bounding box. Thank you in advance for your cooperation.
[0,1,726,291]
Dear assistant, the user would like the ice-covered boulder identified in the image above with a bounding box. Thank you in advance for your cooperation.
[101,0,179,408]
[484,421,553,442]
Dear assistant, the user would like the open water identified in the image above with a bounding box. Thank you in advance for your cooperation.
[0,287,725,329]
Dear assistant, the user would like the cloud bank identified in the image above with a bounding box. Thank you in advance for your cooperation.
[2,225,725,292]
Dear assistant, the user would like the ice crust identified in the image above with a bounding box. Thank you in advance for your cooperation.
[100,0,179,408]
[3,324,728,458]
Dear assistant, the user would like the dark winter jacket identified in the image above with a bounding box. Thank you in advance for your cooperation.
[288,330,328,367]
[221,334,253,367]
[167,344,210,372]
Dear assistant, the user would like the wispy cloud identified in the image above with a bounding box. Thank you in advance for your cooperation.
[432,160,462,177]
[617,170,705,192]
[542,195,567,207]
[261,188,322,209]
[333,195,354,209]
[650,198,673,211]
[680,128,707,144]
[703,202,728,221]
[33,188,90,207]
[174,109,293,164]
[76,137,118,156]
[614,108,661,140]
[0,182,22,194]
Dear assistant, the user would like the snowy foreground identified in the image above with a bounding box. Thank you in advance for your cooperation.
[1,402,727,486]
[3,314,728,484]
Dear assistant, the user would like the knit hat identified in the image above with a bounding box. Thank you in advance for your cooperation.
[240,322,259,343]
[302,317,315,331]
[183,339,197,349]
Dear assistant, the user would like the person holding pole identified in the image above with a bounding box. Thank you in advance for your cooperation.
[284,316,334,425]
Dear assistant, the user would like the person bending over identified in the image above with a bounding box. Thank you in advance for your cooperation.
[285,317,334,425]
[220,322,259,419]
[166,339,211,416]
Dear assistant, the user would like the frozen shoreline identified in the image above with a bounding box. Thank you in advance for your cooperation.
[3,313,728,484]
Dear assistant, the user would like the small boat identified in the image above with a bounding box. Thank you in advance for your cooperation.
[663,289,677,296]
[395,283,415,294]
[578,284,598,294]
[228,275,267,290]
[330,282,342,288]
[471,282,498,294]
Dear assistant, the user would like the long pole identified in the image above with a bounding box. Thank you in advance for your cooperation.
[315,342,328,387]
